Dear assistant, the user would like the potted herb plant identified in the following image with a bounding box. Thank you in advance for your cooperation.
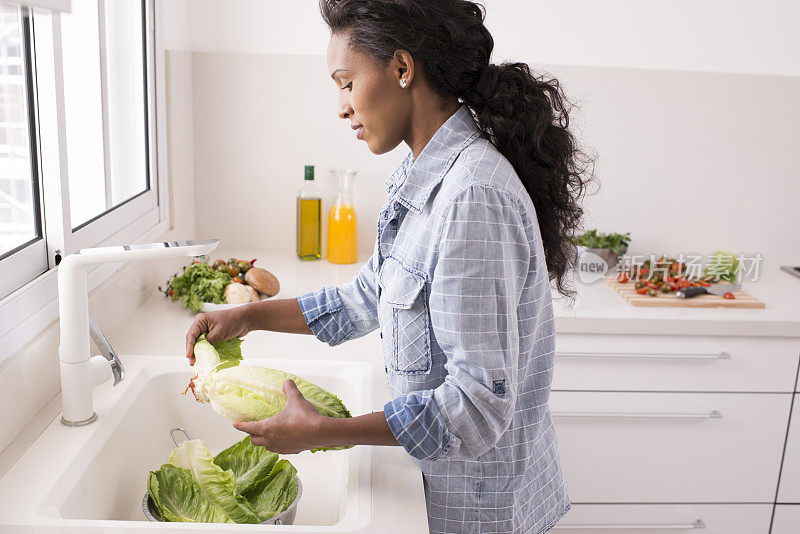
[572,229,631,270]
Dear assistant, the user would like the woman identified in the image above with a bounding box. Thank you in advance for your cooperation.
[185,0,593,531]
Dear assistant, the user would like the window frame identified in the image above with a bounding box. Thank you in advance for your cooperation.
[0,7,48,303]
[0,0,170,365]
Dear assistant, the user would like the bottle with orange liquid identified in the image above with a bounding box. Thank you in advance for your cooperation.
[326,169,358,264]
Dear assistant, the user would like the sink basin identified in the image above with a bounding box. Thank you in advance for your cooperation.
[0,356,372,533]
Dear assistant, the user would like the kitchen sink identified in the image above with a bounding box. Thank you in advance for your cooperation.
[0,356,371,533]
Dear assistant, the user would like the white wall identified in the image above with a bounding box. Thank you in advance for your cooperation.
[160,0,800,76]
[189,51,800,265]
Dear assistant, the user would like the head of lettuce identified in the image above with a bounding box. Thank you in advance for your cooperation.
[184,334,352,452]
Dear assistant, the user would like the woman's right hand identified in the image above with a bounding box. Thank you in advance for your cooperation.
[185,306,252,365]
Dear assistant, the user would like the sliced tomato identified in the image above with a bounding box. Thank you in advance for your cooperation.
[636,287,648,294]
[723,292,735,299]
[617,272,629,283]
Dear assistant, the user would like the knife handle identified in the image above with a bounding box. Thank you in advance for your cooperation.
[676,286,708,298]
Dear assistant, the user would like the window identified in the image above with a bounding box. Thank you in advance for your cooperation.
[0,0,165,361]
[0,5,46,301]
[62,0,149,229]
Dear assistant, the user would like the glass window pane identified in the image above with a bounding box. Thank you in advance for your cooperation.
[104,0,147,205]
[0,5,38,256]
[61,0,149,230]
[60,0,106,228]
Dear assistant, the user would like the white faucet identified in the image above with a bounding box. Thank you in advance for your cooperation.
[57,239,220,426]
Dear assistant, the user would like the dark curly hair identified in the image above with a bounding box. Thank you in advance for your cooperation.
[320,0,596,301]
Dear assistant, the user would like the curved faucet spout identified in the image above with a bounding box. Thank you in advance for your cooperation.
[58,238,220,426]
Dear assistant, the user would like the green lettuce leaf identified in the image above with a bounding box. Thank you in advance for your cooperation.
[169,440,260,524]
[213,436,278,496]
[243,459,299,521]
[147,464,230,523]
[703,250,742,282]
[170,262,232,313]
[193,334,242,372]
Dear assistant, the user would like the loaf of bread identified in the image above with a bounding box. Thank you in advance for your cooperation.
[244,267,280,297]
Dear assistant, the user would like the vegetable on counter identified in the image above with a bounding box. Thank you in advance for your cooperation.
[185,335,352,452]
[572,229,631,255]
[704,250,742,283]
[159,257,280,311]
[616,254,739,297]
[160,262,233,313]
[147,436,298,523]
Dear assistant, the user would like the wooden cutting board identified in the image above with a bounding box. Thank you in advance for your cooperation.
[603,276,766,308]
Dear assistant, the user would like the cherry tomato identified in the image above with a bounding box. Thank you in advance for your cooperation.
[723,292,735,299]
[168,289,174,297]
[213,259,226,269]
[636,287,648,294]
[238,260,252,274]
[233,276,243,284]
[227,263,241,277]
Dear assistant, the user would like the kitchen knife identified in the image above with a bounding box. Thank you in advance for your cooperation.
[675,281,741,298]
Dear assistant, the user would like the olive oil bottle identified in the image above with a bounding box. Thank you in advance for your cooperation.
[296,165,321,260]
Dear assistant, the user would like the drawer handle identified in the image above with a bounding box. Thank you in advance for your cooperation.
[553,519,706,530]
[552,410,722,420]
[556,351,731,361]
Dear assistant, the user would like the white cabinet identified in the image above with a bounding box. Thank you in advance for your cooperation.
[550,391,789,503]
[549,331,800,533]
[553,334,800,392]
[771,505,800,533]
[778,396,800,503]
[551,504,772,533]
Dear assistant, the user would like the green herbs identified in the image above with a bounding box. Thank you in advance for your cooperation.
[572,229,631,255]
[147,437,298,523]
[159,261,233,313]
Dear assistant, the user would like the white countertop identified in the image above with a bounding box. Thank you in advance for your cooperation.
[178,250,800,340]
[552,258,800,337]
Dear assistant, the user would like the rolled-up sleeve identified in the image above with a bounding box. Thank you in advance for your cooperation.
[384,184,531,460]
[297,248,381,346]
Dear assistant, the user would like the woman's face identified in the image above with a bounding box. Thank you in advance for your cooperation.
[327,32,411,155]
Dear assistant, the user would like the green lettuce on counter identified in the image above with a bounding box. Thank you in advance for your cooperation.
[147,437,298,524]
[167,262,233,313]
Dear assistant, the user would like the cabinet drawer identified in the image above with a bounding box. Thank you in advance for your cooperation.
[551,504,771,533]
[553,334,800,392]
[778,396,800,502]
[772,505,800,534]
[550,391,790,502]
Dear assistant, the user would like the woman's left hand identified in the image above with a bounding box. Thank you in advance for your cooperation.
[233,379,324,454]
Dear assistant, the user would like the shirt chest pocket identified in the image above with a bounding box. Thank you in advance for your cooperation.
[378,257,432,375]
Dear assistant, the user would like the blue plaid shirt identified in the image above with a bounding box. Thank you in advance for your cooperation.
[298,104,570,533]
